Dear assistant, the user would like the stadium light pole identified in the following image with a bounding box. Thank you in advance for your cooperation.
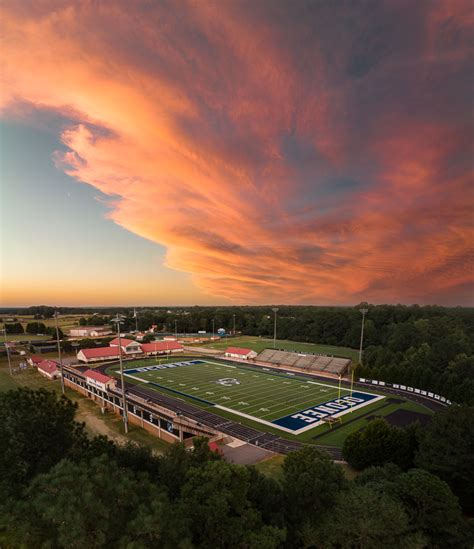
[174,319,178,341]
[2,328,13,376]
[112,314,128,433]
[358,308,368,365]
[212,318,215,340]
[272,308,279,349]
[233,314,236,336]
[54,310,65,394]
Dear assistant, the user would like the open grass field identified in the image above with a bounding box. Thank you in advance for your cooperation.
[1,315,86,342]
[193,335,359,361]
[106,357,431,446]
[0,356,169,453]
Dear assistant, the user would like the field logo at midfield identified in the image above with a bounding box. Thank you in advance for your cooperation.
[216,378,241,387]
[272,391,381,432]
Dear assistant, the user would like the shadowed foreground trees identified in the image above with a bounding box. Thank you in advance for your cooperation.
[0,388,472,548]
[342,418,416,470]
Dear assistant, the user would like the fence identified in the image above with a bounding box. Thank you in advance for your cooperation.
[358,377,451,405]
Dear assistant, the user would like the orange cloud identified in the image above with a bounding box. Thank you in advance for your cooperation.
[1,1,473,304]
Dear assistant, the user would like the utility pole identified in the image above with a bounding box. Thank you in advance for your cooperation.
[174,319,178,341]
[54,310,65,394]
[112,314,128,433]
[359,308,368,365]
[2,328,12,376]
[272,308,279,349]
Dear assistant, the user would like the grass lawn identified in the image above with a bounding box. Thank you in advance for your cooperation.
[1,333,53,342]
[0,356,169,454]
[254,455,286,479]
[255,454,359,481]
[193,335,359,361]
[107,357,433,447]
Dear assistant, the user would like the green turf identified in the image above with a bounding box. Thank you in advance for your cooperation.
[192,335,359,360]
[107,357,433,446]
[123,359,359,423]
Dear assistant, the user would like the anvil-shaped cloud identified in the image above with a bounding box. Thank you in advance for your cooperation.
[1,1,473,304]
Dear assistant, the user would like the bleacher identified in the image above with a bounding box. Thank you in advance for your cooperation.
[256,348,351,376]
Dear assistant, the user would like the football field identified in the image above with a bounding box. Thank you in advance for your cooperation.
[122,359,384,435]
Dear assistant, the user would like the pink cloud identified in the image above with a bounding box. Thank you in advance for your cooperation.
[1,1,472,304]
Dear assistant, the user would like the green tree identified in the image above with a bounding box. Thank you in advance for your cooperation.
[316,484,424,549]
[7,456,179,548]
[395,469,470,547]
[179,460,285,548]
[0,388,87,495]
[26,321,47,334]
[343,419,413,470]
[5,322,24,334]
[282,446,347,542]
[415,406,474,513]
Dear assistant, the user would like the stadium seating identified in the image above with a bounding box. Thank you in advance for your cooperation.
[256,349,351,376]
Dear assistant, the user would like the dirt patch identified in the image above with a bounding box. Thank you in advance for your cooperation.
[75,402,128,444]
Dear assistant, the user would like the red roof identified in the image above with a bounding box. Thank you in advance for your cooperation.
[109,338,138,347]
[225,347,254,356]
[79,347,121,359]
[38,360,59,375]
[29,355,43,364]
[141,341,183,353]
[84,369,113,384]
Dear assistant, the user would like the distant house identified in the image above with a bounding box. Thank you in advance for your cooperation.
[224,347,257,360]
[69,327,113,337]
[109,338,142,355]
[37,360,60,379]
[84,369,115,391]
[77,347,122,363]
[27,355,43,367]
[141,341,184,356]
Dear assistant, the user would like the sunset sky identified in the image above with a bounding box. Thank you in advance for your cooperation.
[1,0,473,306]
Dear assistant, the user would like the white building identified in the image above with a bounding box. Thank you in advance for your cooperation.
[37,360,60,379]
[109,337,142,355]
[141,341,184,356]
[69,326,113,337]
[77,347,122,363]
[224,347,257,360]
[84,369,116,391]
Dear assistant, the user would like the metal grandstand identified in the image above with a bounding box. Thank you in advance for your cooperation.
[256,348,351,376]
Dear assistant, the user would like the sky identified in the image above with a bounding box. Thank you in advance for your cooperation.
[0,0,473,307]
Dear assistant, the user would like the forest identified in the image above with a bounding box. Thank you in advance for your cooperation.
[0,388,472,548]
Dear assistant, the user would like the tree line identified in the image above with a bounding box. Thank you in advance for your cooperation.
[0,388,472,548]
[3,304,473,404]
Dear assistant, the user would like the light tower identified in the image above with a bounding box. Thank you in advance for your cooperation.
[112,314,128,433]
[272,308,279,349]
[2,328,12,376]
[54,310,65,394]
[359,308,369,365]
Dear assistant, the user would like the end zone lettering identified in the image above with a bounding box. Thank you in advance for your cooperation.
[291,396,364,423]
[272,391,380,431]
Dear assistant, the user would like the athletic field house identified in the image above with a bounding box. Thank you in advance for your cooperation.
[59,347,444,459]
